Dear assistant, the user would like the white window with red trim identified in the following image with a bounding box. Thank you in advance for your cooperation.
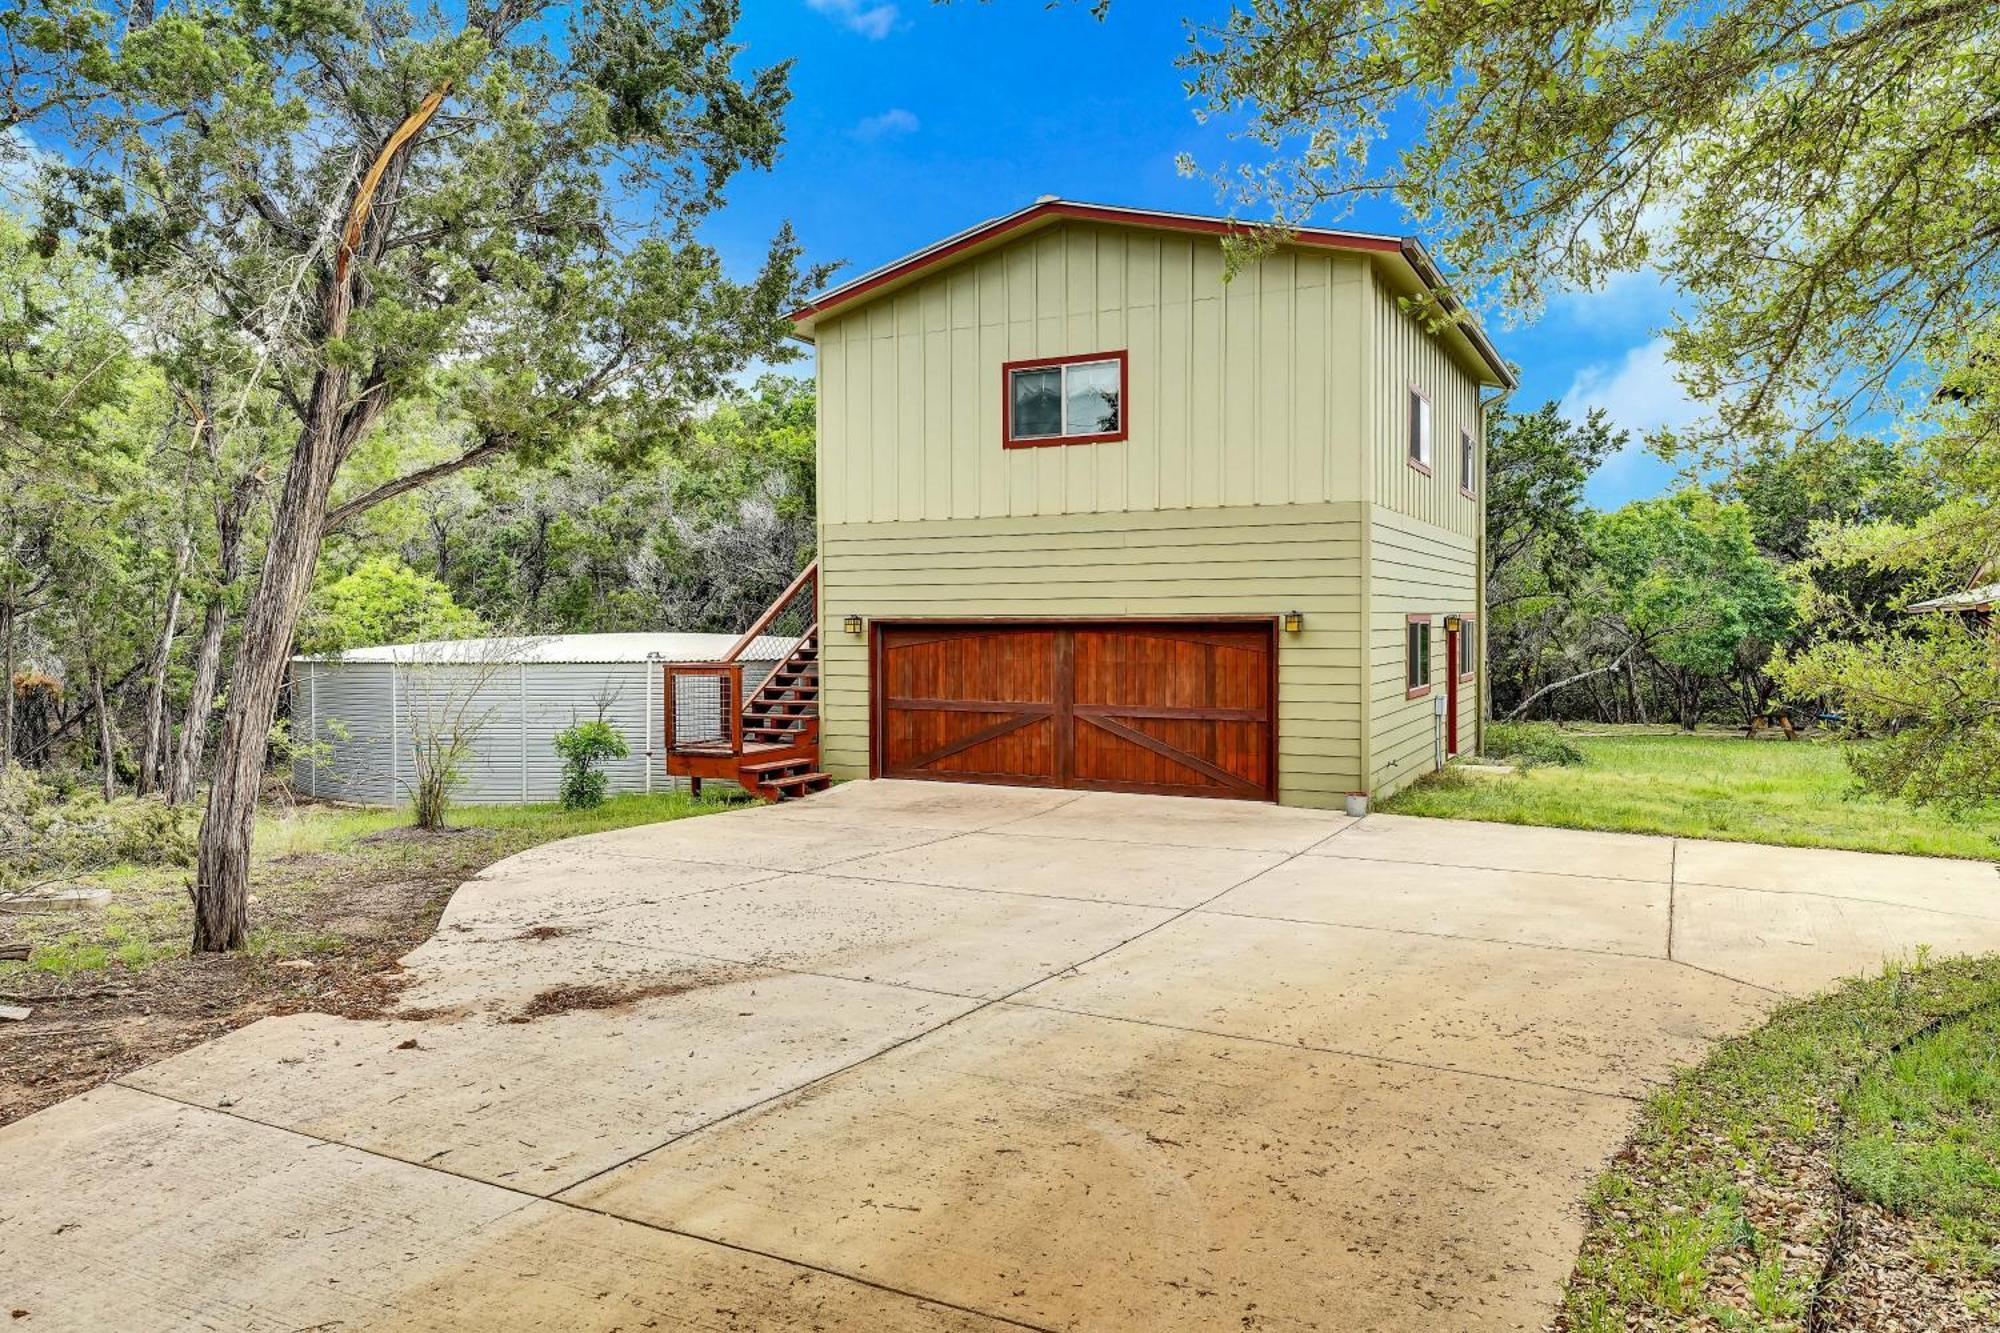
[1405,614,1433,697]
[1005,351,1128,447]
[1408,387,1433,473]
[1458,615,1476,680]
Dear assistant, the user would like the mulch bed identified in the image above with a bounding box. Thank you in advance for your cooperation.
[1549,964,1999,1333]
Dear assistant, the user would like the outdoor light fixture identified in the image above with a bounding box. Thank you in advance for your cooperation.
[842,614,864,635]
[1443,614,1463,633]
[1282,611,1304,634]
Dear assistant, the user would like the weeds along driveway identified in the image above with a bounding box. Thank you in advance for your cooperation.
[6,783,1999,1331]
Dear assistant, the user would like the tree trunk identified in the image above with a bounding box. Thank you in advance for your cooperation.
[93,668,115,800]
[167,465,256,806]
[1,559,15,772]
[137,534,191,794]
[1,598,13,772]
[193,403,353,950]
[1676,673,1702,730]
[166,595,229,805]
[192,83,441,952]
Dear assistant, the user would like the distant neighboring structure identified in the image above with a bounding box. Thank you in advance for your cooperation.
[291,633,783,805]
[1905,583,1997,618]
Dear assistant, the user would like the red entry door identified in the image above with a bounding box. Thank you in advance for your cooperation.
[1444,623,1460,756]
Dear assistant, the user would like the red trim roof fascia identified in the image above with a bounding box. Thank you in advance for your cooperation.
[788,199,1515,389]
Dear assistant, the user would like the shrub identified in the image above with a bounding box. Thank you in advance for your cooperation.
[554,720,630,810]
[1,770,196,896]
[1483,720,1586,768]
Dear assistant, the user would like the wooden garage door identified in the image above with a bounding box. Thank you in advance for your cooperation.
[874,621,1275,800]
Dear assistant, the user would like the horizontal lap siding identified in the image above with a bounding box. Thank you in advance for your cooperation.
[820,503,1368,808]
[1368,510,1478,795]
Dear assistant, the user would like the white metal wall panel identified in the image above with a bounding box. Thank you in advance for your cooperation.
[299,662,397,803]
[290,656,778,806]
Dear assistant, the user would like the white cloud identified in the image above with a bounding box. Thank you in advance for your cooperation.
[1562,336,1709,501]
[1561,335,1704,440]
[1549,267,1676,335]
[854,107,919,140]
[807,0,899,39]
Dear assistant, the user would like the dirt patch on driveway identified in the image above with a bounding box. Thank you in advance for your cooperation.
[504,966,766,1024]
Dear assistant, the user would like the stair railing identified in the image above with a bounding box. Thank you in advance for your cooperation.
[663,560,818,761]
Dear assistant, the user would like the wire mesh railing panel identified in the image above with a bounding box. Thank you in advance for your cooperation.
[760,574,817,648]
[668,671,733,749]
[729,562,817,663]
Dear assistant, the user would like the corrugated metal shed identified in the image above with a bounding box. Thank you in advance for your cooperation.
[321,631,796,665]
[291,635,784,805]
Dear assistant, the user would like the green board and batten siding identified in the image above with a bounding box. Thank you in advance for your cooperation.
[808,218,1491,808]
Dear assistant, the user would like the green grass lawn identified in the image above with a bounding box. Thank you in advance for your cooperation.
[1382,728,2000,859]
[1557,955,2000,1330]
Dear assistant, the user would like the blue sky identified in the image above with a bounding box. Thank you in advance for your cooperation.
[708,1,1691,508]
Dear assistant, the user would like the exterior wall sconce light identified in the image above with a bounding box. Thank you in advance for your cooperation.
[1442,614,1463,633]
[842,614,864,635]
[1282,611,1304,634]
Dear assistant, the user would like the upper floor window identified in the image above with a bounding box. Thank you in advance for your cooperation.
[1006,351,1127,448]
[1460,427,1476,496]
[1408,387,1433,473]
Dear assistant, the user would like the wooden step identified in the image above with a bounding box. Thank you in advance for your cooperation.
[741,758,812,779]
[750,688,818,704]
[761,771,830,798]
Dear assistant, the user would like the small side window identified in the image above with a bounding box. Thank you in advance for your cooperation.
[1405,616,1432,697]
[1408,388,1433,472]
[1460,428,1476,496]
[1458,617,1476,679]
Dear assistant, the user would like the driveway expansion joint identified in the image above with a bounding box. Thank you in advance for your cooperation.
[555,801,1354,1196]
[30,784,1996,1332]
[111,1081,1060,1333]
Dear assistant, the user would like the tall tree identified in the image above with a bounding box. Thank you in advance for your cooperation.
[1480,402,1623,718]
[6,0,815,947]
[1485,402,1623,607]
[1180,0,1995,440]
[0,214,129,769]
[164,388,270,806]
[1178,0,1997,790]
[1592,492,1796,729]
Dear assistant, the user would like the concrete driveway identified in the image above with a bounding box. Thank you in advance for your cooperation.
[7,783,1999,1331]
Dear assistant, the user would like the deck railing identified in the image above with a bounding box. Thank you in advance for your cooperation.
[663,560,817,760]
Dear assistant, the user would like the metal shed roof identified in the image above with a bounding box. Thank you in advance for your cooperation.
[299,632,795,665]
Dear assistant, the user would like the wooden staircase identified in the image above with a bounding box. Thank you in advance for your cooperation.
[661,563,829,803]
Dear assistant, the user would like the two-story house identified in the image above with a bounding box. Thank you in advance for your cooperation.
[784,199,1513,810]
